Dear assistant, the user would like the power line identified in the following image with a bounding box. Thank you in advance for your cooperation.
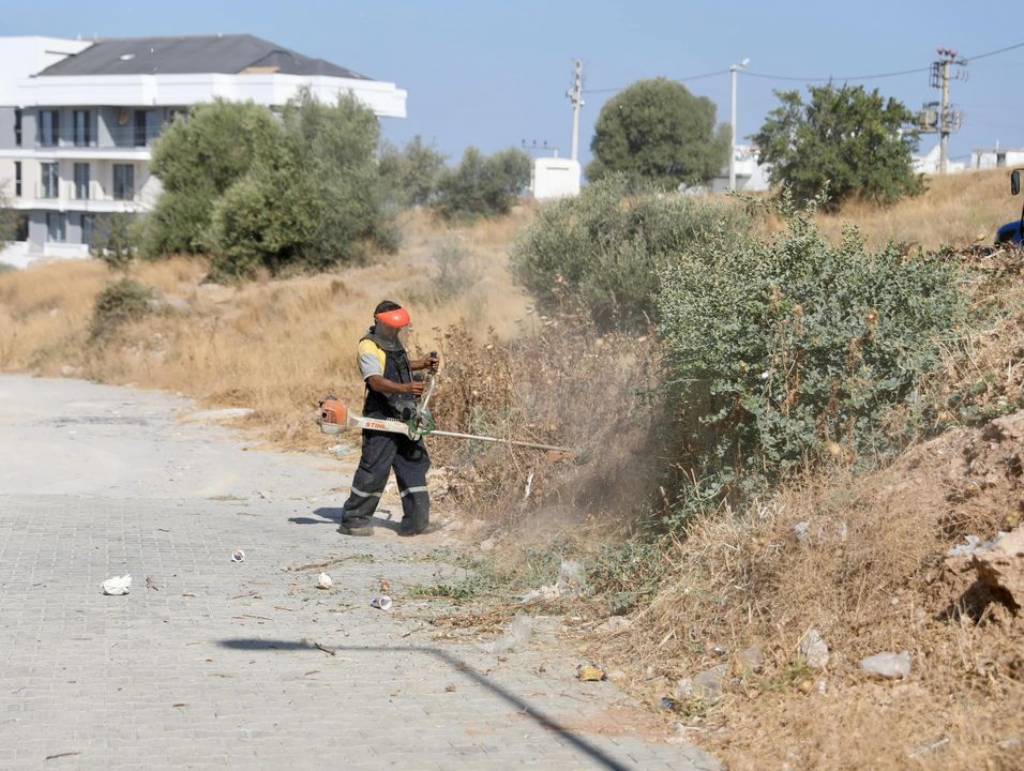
[743,65,928,82]
[583,69,730,94]
[581,39,1024,95]
[965,40,1024,62]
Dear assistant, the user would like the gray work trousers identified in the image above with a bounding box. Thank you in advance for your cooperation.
[341,430,430,532]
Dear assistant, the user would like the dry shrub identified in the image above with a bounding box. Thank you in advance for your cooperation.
[429,318,663,529]
[927,247,1024,428]
[593,413,1024,769]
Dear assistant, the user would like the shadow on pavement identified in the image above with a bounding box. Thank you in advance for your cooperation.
[218,638,629,771]
[288,507,400,532]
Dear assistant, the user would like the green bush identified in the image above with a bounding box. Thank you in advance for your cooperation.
[434,147,530,220]
[657,209,965,514]
[379,135,446,207]
[90,278,155,339]
[511,176,753,331]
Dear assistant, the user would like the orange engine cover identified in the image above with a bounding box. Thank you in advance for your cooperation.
[320,399,348,426]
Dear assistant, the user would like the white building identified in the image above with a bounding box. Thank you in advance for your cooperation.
[970,146,1024,170]
[710,144,770,194]
[0,35,407,268]
[913,142,966,175]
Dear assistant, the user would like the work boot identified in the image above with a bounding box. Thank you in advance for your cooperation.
[398,521,441,537]
[339,519,374,537]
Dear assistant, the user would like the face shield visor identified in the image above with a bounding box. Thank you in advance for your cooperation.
[374,307,412,348]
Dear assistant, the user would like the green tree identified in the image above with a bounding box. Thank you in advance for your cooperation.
[208,91,389,277]
[588,78,730,189]
[379,135,446,207]
[144,100,281,256]
[754,84,924,209]
[434,146,531,220]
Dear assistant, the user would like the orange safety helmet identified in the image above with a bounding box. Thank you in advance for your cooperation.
[375,306,411,329]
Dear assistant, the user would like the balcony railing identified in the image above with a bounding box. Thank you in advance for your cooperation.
[35,124,164,150]
[19,182,144,206]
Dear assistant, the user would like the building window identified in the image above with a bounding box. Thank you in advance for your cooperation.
[113,164,134,200]
[74,163,90,199]
[15,214,29,242]
[14,161,21,197]
[46,212,66,242]
[14,109,21,146]
[41,162,59,198]
[81,214,96,247]
[73,110,92,146]
[134,110,147,147]
[39,109,59,147]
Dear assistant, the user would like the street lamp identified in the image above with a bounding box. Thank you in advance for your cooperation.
[729,58,750,192]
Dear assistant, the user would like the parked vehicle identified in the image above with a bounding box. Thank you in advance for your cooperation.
[995,168,1024,246]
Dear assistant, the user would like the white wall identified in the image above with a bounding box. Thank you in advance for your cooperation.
[970,149,1024,170]
[914,142,966,175]
[0,37,90,105]
[531,157,580,200]
[18,72,407,118]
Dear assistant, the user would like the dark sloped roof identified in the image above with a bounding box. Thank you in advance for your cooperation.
[36,34,368,79]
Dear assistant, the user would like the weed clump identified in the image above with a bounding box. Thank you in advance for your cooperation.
[90,278,155,340]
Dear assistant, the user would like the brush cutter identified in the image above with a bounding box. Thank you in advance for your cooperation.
[317,353,572,454]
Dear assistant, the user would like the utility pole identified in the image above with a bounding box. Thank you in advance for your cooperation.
[920,48,965,174]
[939,55,951,173]
[729,58,749,192]
[567,59,584,162]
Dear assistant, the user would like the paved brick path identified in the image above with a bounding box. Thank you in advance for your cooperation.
[0,376,718,770]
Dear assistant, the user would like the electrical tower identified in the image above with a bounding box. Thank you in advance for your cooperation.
[918,47,966,174]
[566,59,584,162]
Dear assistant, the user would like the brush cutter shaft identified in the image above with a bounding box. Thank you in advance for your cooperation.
[429,430,571,453]
[318,399,570,452]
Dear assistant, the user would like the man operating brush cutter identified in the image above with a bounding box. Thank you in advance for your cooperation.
[339,301,439,537]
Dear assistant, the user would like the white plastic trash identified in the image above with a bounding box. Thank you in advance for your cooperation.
[231,549,246,563]
[370,595,392,611]
[102,574,132,596]
[317,572,333,590]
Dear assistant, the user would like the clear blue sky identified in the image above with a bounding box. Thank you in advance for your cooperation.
[4,0,1022,167]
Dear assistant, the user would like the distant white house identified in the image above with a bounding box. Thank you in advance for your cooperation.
[709,144,770,194]
[913,142,966,175]
[970,146,1024,170]
[0,34,407,269]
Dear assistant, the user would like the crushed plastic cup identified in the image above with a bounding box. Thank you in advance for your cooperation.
[102,574,132,596]
[231,549,246,563]
[370,595,392,611]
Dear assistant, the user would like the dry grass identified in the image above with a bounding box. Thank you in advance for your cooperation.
[815,168,1017,251]
[0,207,535,449]
[581,410,1024,769]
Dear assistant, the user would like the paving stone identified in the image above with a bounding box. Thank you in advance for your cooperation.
[0,375,718,770]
